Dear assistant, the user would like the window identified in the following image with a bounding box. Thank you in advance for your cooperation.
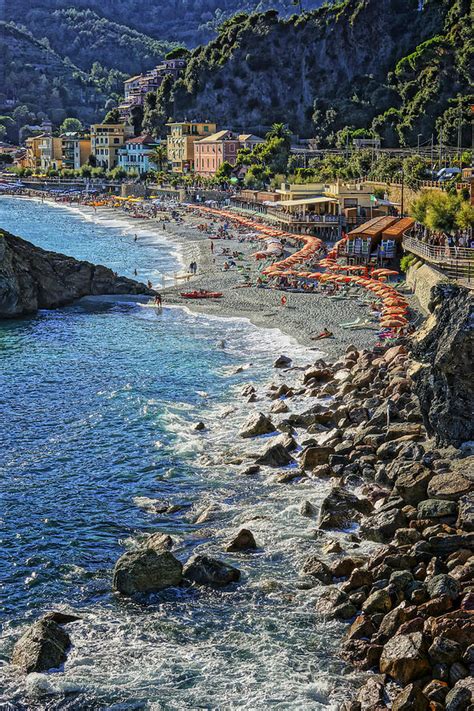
[114,138,120,144]
[344,198,358,208]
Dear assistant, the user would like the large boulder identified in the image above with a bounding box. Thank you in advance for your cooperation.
[183,555,240,586]
[239,412,276,438]
[112,550,183,596]
[417,499,457,520]
[410,284,474,447]
[226,529,257,552]
[255,441,294,467]
[11,619,71,673]
[318,487,372,530]
[0,230,154,318]
[379,632,430,684]
[300,446,333,469]
[394,463,432,505]
[300,556,332,584]
[427,471,472,501]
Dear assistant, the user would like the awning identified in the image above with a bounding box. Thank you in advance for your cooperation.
[276,196,338,207]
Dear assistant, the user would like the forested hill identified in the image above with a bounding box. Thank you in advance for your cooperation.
[144,0,472,146]
[4,0,325,49]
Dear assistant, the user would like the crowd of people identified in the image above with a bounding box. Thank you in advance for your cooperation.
[410,223,474,254]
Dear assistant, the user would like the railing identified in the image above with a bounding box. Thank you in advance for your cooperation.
[403,234,474,284]
[265,207,341,225]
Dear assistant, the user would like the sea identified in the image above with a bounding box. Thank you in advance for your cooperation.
[0,197,363,709]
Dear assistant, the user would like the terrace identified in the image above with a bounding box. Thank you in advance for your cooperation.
[403,232,474,287]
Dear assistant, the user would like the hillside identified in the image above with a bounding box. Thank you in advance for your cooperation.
[4,0,325,49]
[144,0,472,145]
[20,8,178,75]
[0,23,112,128]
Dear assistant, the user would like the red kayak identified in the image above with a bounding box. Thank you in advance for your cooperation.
[180,290,223,299]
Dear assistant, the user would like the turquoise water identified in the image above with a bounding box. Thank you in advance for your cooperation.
[0,198,358,708]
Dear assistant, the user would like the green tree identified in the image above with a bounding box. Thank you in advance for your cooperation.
[149,144,168,171]
[60,117,83,133]
[411,191,460,233]
[456,201,474,230]
[215,161,234,180]
[103,108,121,124]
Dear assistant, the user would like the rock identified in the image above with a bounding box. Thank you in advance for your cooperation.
[342,568,373,591]
[392,683,429,711]
[445,681,473,711]
[410,284,474,447]
[270,400,289,414]
[330,556,366,578]
[427,471,472,501]
[318,487,372,530]
[303,366,333,384]
[301,556,332,584]
[428,637,462,664]
[300,446,333,469]
[394,464,432,505]
[42,611,81,624]
[11,619,71,673]
[194,421,206,431]
[346,615,376,641]
[426,574,460,601]
[334,602,357,620]
[144,533,174,551]
[239,412,276,438]
[322,539,343,555]
[449,661,469,686]
[226,529,257,552]
[457,495,474,531]
[429,532,474,554]
[241,464,260,476]
[417,499,457,520]
[194,504,219,524]
[183,555,240,586]
[379,632,430,684]
[300,500,316,517]
[133,496,170,514]
[273,355,292,368]
[360,506,407,543]
[255,442,294,467]
[362,589,392,615]
[0,230,155,318]
[376,603,413,642]
[356,676,386,709]
[422,680,449,704]
[112,550,183,595]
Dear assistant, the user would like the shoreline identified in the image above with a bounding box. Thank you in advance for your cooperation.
[4,192,404,356]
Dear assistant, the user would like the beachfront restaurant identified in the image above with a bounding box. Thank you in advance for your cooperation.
[339,216,414,266]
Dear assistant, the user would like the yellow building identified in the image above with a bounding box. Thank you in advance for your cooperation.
[91,123,133,170]
[39,135,63,171]
[61,133,91,170]
[25,134,46,170]
[166,121,217,173]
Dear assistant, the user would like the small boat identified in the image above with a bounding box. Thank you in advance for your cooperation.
[180,290,223,299]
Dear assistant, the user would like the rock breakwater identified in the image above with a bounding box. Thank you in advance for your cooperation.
[0,229,154,318]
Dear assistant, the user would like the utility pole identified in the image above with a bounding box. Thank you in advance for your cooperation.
[417,133,422,153]
[400,167,405,217]
[439,126,443,169]
[431,134,434,166]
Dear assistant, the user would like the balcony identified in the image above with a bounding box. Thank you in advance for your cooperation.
[403,233,474,286]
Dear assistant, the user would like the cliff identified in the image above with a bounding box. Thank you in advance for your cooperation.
[147,0,470,143]
[410,283,474,448]
[0,230,155,318]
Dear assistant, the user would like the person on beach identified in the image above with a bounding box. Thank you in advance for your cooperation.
[281,295,287,307]
[134,234,138,242]
[147,280,153,289]
[210,241,214,254]
[154,293,162,307]
[134,268,138,276]
[311,328,333,340]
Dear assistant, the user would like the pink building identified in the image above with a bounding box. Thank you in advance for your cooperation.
[193,130,241,177]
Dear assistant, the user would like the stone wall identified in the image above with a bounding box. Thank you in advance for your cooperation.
[406,262,448,314]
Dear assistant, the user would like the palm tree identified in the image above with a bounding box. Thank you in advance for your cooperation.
[150,144,168,172]
[266,123,292,146]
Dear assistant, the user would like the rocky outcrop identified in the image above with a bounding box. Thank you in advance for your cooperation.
[112,550,183,596]
[0,230,154,318]
[11,617,73,673]
[183,555,240,586]
[410,284,473,447]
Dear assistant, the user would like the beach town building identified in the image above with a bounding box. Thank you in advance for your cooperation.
[25,134,46,170]
[61,132,91,170]
[194,131,264,177]
[39,135,63,171]
[166,121,217,173]
[118,59,187,120]
[117,135,161,174]
[91,123,133,170]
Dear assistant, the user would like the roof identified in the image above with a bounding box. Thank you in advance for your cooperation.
[348,216,398,239]
[124,75,142,83]
[196,130,237,143]
[275,196,338,207]
[126,134,156,145]
[238,134,264,142]
[382,217,415,239]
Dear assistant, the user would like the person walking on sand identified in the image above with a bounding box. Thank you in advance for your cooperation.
[210,240,214,254]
